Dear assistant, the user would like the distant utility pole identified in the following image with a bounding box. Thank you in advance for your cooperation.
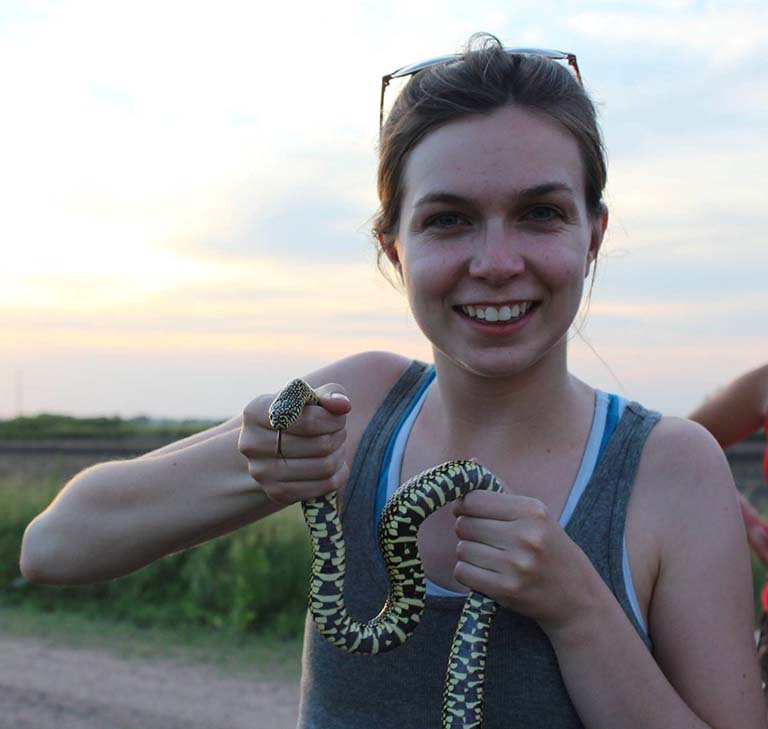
[14,367,23,417]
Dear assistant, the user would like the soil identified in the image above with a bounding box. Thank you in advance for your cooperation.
[0,631,300,729]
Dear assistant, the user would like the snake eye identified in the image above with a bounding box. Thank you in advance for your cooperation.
[268,403,294,430]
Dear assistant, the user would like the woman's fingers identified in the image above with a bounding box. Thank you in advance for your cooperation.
[260,462,350,505]
[238,382,351,506]
[254,427,347,461]
[453,489,549,522]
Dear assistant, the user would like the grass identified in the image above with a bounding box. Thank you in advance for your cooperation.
[1,466,313,642]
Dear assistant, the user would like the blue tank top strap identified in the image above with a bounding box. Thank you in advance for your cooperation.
[559,391,628,526]
[374,365,436,524]
[598,391,626,459]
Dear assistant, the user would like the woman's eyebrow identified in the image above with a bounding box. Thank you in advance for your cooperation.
[518,182,576,199]
[412,191,470,208]
[413,182,576,209]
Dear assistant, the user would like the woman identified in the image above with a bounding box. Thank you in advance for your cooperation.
[20,36,765,728]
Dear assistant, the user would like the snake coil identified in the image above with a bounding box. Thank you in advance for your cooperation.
[269,378,503,729]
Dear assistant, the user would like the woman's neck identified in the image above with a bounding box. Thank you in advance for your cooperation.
[424,347,594,460]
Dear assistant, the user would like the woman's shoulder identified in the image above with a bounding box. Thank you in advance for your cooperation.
[635,414,735,502]
[630,413,740,548]
[643,413,730,471]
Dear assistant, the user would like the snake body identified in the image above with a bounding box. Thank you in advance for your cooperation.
[268,378,503,729]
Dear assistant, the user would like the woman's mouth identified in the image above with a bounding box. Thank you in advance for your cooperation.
[458,301,536,323]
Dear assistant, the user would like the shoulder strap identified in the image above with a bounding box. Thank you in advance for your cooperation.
[565,401,661,645]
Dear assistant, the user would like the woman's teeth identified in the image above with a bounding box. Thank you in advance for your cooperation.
[460,302,533,322]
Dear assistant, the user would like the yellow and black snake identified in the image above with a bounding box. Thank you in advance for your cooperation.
[269,378,504,729]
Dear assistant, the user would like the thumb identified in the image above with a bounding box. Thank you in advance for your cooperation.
[313,383,352,415]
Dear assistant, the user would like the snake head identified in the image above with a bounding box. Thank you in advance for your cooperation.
[268,398,297,462]
[267,377,319,430]
[267,399,296,431]
[268,378,320,461]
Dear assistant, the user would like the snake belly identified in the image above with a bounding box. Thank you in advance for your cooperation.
[268,379,504,729]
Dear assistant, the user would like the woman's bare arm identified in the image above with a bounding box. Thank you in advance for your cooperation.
[136,414,242,459]
[19,351,410,587]
[548,418,765,729]
[19,426,281,585]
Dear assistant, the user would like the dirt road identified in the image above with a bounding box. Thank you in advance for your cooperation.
[0,632,300,729]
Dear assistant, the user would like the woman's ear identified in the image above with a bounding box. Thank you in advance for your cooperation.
[379,233,402,277]
[586,204,608,275]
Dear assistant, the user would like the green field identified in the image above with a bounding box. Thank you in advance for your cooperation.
[1,431,312,657]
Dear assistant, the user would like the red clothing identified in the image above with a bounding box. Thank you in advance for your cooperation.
[763,413,768,484]
[759,414,768,612]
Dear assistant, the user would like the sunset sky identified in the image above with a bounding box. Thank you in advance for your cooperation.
[3,0,766,420]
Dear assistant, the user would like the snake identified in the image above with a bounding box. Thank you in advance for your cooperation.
[268,377,504,729]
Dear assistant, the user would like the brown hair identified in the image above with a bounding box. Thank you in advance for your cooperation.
[373,33,607,273]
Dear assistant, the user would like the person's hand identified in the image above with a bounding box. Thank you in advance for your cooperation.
[452,487,601,634]
[238,383,351,505]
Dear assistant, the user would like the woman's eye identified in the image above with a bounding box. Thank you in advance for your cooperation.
[526,206,561,222]
[425,212,468,228]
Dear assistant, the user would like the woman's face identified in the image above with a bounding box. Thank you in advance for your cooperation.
[390,104,606,380]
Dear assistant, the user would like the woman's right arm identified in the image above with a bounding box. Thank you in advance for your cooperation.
[19,418,282,586]
[19,351,409,587]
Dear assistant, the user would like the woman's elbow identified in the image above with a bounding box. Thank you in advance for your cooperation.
[19,514,63,585]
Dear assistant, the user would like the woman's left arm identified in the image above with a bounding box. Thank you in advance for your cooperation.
[549,418,765,728]
[454,418,765,728]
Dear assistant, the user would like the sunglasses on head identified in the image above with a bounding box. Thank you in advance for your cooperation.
[379,47,582,129]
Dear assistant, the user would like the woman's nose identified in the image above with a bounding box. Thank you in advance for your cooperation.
[467,223,525,283]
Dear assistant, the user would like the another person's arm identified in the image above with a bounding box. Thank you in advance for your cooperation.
[688,363,768,561]
[688,363,768,446]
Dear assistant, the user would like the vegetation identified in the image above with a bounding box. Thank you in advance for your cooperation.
[0,413,220,440]
[1,474,311,640]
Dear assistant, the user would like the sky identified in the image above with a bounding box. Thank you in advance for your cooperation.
[2,0,766,420]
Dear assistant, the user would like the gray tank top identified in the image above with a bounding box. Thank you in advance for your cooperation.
[297,360,660,729]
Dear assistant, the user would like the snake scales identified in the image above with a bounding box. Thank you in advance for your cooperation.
[269,377,504,729]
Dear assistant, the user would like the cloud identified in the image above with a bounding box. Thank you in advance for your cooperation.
[180,182,377,264]
[569,6,768,66]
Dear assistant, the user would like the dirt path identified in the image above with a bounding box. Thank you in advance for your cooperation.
[0,632,300,729]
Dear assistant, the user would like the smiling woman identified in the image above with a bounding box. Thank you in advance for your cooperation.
[386,105,605,381]
[19,32,766,729]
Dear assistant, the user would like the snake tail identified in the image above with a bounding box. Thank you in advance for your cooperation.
[442,594,498,728]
